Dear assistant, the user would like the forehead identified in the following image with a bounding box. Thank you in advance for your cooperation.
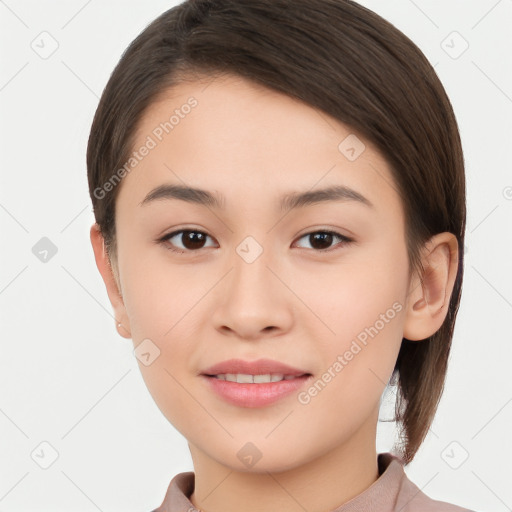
[120,73,402,218]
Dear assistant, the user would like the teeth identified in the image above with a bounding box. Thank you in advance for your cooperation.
[215,373,290,383]
[254,374,272,383]
[236,373,254,383]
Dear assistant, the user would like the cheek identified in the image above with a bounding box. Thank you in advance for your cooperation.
[119,247,211,338]
[120,264,205,436]
[295,253,407,340]
[292,250,408,395]
[292,277,406,443]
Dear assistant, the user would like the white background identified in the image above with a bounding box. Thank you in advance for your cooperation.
[0,1,511,511]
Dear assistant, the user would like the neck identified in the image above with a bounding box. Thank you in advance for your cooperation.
[188,418,380,512]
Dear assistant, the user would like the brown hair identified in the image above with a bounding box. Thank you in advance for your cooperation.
[87,0,466,464]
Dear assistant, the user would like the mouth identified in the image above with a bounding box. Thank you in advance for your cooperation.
[200,359,312,407]
[201,357,310,377]
[207,373,307,383]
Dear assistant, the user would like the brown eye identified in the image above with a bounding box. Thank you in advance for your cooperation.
[294,230,353,251]
[309,232,334,250]
[159,228,352,254]
[162,230,216,253]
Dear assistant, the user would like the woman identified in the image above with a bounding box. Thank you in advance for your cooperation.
[87,0,473,510]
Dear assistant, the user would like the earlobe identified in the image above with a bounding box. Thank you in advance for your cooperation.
[403,232,459,341]
[90,223,132,339]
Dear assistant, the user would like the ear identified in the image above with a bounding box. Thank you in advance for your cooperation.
[403,232,459,341]
[90,223,132,339]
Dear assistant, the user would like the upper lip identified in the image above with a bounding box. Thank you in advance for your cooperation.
[201,358,310,377]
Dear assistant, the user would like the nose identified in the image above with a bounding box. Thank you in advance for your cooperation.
[211,241,294,341]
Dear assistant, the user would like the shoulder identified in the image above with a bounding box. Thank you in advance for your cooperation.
[384,454,474,512]
[397,483,475,512]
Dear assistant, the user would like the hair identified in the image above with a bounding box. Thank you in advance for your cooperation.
[87,0,466,464]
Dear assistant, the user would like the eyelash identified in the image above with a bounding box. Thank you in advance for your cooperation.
[157,228,353,254]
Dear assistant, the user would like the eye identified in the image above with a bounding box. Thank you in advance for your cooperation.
[158,228,353,254]
[293,230,353,251]
[159,229,217,253]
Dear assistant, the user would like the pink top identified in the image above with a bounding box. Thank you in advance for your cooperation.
[150,452,474,511]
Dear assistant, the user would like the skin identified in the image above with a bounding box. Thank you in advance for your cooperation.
[91,73,459,512]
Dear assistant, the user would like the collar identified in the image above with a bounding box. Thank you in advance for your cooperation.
[152,452,408,512]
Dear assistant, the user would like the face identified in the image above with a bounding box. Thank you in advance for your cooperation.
[107,73,414,472]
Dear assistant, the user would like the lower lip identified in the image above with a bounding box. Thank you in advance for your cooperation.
[202,375,311,408]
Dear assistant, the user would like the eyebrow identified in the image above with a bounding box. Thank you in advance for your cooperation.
[140,183,374,211]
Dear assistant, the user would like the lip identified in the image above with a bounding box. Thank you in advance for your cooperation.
[201,358,309,377]
[200,358,312,408]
